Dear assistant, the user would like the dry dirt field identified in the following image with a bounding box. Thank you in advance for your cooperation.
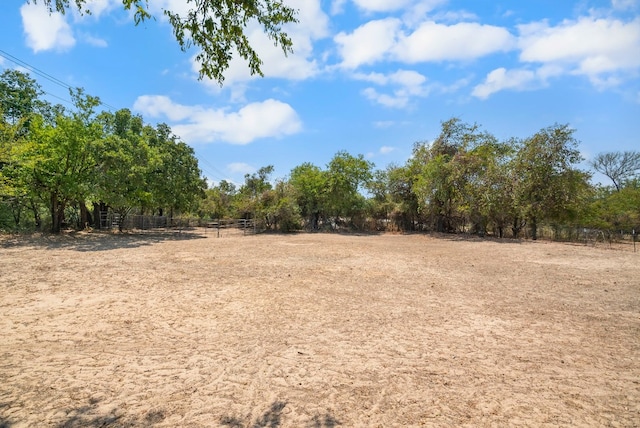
[1,231,639,427]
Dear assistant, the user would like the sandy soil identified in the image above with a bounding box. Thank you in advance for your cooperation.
[1,230,638,427]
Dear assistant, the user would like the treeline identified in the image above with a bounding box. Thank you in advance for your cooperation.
[1,70,639,238]
[201,119,639,239]
[0,70,205,232]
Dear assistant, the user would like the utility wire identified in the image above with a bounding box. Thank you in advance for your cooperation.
[1,50,231,181]
[195,151,227,181]
[0,48,117,111]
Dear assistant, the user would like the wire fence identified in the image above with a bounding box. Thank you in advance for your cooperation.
[92,212,640,251]
[98,214,258,237]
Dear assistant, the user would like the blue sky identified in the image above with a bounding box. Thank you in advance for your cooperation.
[1,0,639,186]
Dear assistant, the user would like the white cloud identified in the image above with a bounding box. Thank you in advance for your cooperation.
[351,0,414,13]
[334,18,402,68]
[133,95,302,145]
[76,0,120,19]
[373,121,395,128]
[20,2,75,52]
[518,17,640,84]
[402,0,450,27]
[133,95,196,121]
[395,21,515,62]
[79,32,108,47]
[350,0,447,15]
[379,146,395,154]
[366,145,397,159]
[354,69,426,88]
[611,0,639,10]
[335,18,514,69]
[354,69,432,107]
[146,0,192,18]
[471,68,537,99]
[363,87,410,108]
[352,70,431,108]
[473,15,640,98]
[227,162,256,175]
[331,0,347,15]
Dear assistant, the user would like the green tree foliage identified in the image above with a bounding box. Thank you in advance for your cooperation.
[385,164,421,231]
[235,165,274,220]
[512,124,591,240]
[0,69,55,228]
[586,180,640,231]
[0,69,47,128]
[325,151,373,227]
[147,124,206,216]
[288,162,328,230]
[18,89,102,232]
[32,0,298,84]
[2,69,632,239]
[410,118,499,233]
[1,70,207,233]
[476,139,519,238]
[94,109,155,230]
[260,179,301,232]
[199,180,237,219]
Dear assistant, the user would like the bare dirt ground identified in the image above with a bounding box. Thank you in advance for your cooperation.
[1,230,638,427]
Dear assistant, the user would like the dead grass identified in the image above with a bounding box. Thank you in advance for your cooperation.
[1,231,638,427]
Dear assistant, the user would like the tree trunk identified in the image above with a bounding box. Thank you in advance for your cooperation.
[79,202,90,229]
[531,216,538,241]
[93,202,101,229]
[30,199,41,230]
[93,202,108,229]
[50,193,65,233]
[512,216,522,238]
[10,198,21,226]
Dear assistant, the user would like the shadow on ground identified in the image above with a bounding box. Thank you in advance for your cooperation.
[0,230,205,252]
[430,231,524,244]
[2,399,339,427]
[221,401,341,428]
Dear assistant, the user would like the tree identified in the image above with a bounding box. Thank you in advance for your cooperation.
[385,164,421,231]
[20,89,103,232]
[365,168,396,231]
[591,151,640,191]
[94,109,155,230]
[236,165,274,222]
[513,124,591,240]
[0,70,55,228]
[0,119,26,227]
[475,140,519,238]
[144,123,206,217]
[325,151,373,228]
[33,0,298,84]
[260,179,301,232]
[410,118,495,233]
[288,162,328,230]
[0,69,47,128]
[199,180,237,219]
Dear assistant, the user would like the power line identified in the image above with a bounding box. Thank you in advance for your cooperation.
[194,149,229,183]
[0,51,231,183]
[0,48,117,111]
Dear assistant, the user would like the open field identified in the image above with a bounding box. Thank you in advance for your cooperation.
[1,231,639,427]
